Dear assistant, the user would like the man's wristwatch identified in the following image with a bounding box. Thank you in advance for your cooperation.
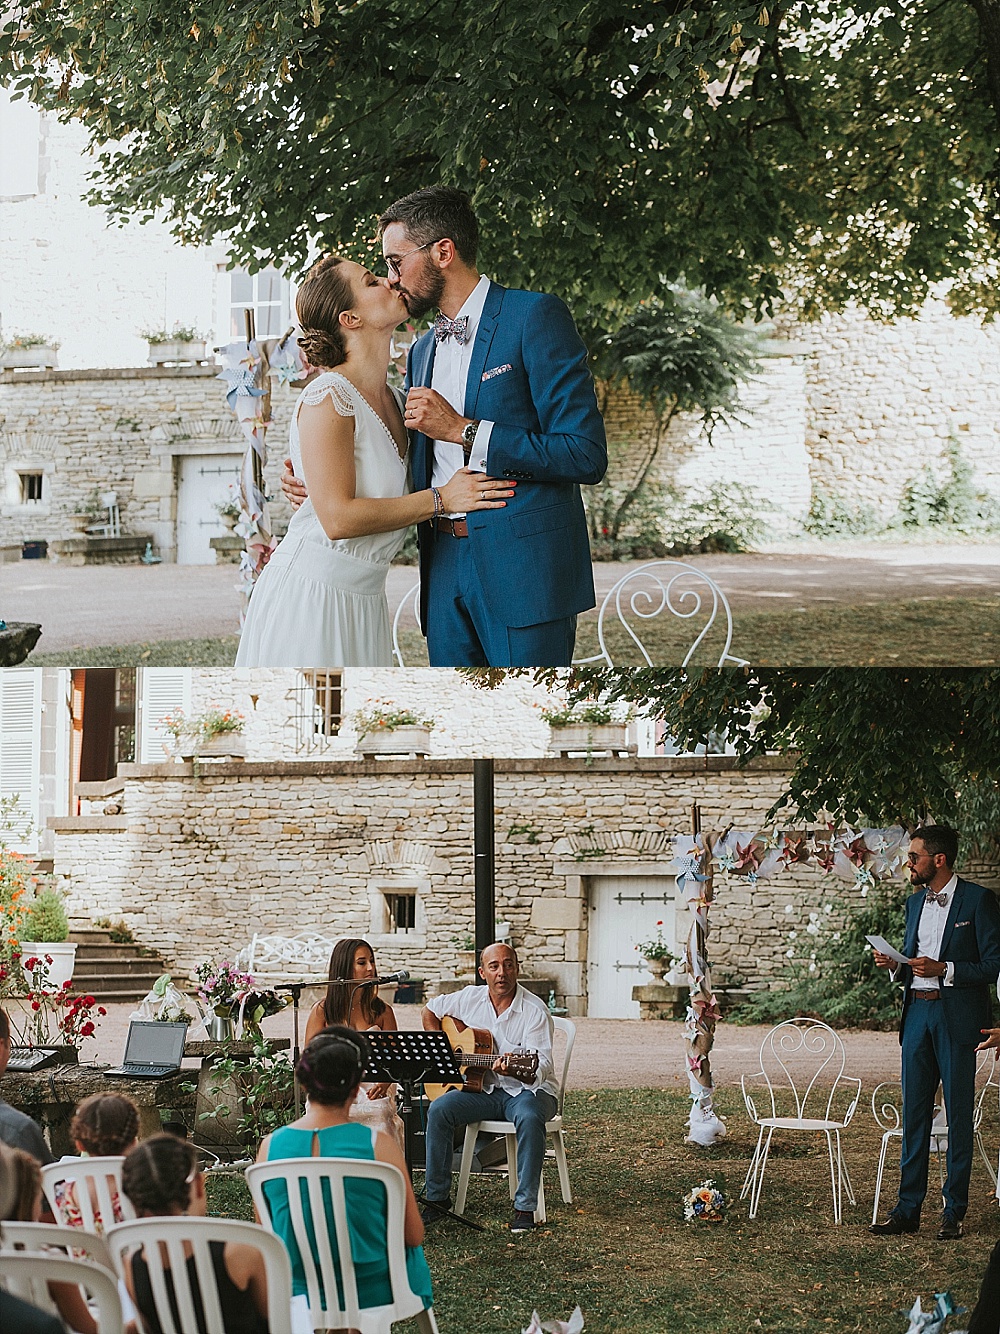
[461,419,480,460]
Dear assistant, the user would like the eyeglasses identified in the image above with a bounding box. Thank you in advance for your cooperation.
[907,853,933,864]
[383,238,442,281]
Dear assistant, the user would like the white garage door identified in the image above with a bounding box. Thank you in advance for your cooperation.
[587,875,678,1018]
[176,453,243,564]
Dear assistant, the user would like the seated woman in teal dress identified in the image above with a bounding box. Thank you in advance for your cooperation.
[255,1026,433,1323]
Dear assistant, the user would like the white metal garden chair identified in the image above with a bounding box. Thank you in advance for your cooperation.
[246,1156,439,1334]
[740,1018,861,1223]
[41,1156,135,1233]
[0,1251,124,1332]
[453,1015,576,1225]
[0,1218,114,1271]
[392,561,748,666]
[975,1051,1000,1191]
[106,1215,294,1334]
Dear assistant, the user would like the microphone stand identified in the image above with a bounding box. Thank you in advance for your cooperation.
[275,982,307,1116]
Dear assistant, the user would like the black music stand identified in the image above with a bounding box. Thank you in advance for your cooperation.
[364,1030,484,1232]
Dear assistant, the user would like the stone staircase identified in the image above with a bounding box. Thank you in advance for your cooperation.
[68,925,171,1003]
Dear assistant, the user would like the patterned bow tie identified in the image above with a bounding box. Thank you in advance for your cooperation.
[433,313,470,345]
[924,890,949,907]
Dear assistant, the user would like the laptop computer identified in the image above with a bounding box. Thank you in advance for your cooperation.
[104,1020,189,1079]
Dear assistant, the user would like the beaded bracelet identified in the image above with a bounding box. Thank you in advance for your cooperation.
[431,487,443,519]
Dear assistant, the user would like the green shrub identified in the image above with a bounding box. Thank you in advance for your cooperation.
[803,491,883,538]
[588,478,770,559]
[731,883,909,1030]
[23,888,70,943]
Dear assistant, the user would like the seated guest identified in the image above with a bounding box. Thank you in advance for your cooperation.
[256,1027,432,1329]
[0,1141,98,1334]
[422,942,557,1233]
[304,938,405,1148]
[0,1006,55,1164]
[50,1092,139,1231]
[121,1134,269,1334]
[0,1147,67,1334]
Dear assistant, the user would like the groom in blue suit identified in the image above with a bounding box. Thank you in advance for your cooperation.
[871,825,1000,1239]
[379,187,607,667]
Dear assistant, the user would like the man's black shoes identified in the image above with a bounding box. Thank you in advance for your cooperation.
[420,1198,451,1224]
[937,1213,963,1240]
[510,1209,536,1234]
[869,1214,920,1236]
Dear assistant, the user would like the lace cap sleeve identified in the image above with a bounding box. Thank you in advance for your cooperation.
[299,371,356,416]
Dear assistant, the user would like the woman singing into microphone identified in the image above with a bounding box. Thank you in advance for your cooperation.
[304,938,404,1148]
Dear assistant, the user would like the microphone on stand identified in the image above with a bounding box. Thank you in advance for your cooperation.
[360,970,410,987]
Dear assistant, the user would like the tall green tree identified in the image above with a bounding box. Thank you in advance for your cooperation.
[2,2,998,326]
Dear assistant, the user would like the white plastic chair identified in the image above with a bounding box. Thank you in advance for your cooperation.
[41,1156,135,1233]
[0,1218,114,1271]
[87,490,122,538]
[392,565,747,667]
[246,1156,439,1334]
[105,1215,294,1334]
[0,1251,124,1332]
[454,1015,576,1225]
[740,1018,861,1223]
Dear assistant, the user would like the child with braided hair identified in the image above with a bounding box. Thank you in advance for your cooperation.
[50,1093,140,1231]
[121,1133,270,1334]
[256,1025,433,1330]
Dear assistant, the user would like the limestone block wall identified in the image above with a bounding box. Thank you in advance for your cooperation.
[0,368,296,555]
[50,755,986,1014]
[786,300,1000,512]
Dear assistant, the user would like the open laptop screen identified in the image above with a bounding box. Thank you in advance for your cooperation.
[123,1021,188,1067]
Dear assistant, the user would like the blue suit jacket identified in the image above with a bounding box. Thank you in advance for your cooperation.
[405,282,607,631]
[898,878,1000,1045]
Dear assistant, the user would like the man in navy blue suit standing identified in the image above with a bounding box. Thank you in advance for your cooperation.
[379,186,607,667]
[870,825,1000,1240]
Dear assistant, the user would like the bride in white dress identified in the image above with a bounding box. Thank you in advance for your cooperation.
[235,255,513,667]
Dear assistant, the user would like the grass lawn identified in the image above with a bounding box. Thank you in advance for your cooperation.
[28,596,997,666]
[204,1088,997,1333]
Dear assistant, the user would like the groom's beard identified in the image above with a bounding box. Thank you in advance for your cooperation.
[396,265,446,320]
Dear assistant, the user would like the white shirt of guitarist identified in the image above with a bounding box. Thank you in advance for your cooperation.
[425,983,557,1099]
[429,273,494,516]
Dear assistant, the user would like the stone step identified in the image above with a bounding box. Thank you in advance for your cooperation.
[73,956,167,976]
[73,971,165,1000]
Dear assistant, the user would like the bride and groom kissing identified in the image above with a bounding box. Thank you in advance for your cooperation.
[235,186,608,670]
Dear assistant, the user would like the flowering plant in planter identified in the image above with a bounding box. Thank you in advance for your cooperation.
[159,707,245,753]
[351,702,435,735]
[4,955,107,1050]
[140,325,205,345]
[195,959,255,1014]
[0,333,61,352]
[635,922,676,964]
[540,702,618,727]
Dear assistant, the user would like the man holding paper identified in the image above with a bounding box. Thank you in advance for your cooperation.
[869,825,1000,1240]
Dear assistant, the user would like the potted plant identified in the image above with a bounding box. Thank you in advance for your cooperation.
[543,702,632,756]
[451,933,477,976]
[352,702,434,758]
[142,324,209,366]
[0,333,59,371]
[216,497,243,532]
[4,957,106,1061]
[19,886,77,989]
[162,706,246,760]
[635,923,676,981]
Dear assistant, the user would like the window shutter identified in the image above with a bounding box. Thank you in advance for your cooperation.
[0,669,42,851]
[0,88,41,196]
[138,669,191,763]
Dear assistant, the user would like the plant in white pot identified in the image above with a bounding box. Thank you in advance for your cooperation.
[0,333,60,371]
[19,886,77,989]
[352,702,435,758]
[142,324,208,366]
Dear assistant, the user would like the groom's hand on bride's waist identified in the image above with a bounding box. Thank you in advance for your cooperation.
[404,387,469,444]
[281,458,309,511]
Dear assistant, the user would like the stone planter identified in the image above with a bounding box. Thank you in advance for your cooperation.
[220,511,240,531]
[547,723,632,756]
[68,513,93,534]
[355,726,432,759]
[1,344,58,370]
[20,941,78,990]
[181,733,247,761]
[642,956,670,981]
[147,339,207,365]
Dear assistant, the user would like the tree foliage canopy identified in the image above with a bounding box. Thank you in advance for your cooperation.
[469,668,1000,850]
[2,1,999,327]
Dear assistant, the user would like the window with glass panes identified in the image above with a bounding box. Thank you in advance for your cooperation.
[229,266,289,338]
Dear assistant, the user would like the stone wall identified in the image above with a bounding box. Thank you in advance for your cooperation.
[51,754,992,1014]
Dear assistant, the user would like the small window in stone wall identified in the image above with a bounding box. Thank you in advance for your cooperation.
[18,471,43,503]
[385,890,417,934]
[293,671,343,752]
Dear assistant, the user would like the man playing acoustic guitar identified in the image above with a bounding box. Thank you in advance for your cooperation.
[421,941,557,1233]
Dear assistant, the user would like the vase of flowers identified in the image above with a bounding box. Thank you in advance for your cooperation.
[196,958,254,1042]
[636,923,676,981]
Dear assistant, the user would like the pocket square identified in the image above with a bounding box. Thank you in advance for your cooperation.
[954,920,971,928]
[481,363,512,382]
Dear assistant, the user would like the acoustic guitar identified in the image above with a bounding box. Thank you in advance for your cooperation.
[424,1015,539,1101]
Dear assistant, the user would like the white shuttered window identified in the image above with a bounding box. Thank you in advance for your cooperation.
[0,669,42,851]
[138,669,191,763]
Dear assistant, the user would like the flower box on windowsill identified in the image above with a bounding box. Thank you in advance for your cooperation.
[547,723,633,756]
[147,339,208,366]
[179,734,247,761]
[1,345,59,371]
[355,726,432,759]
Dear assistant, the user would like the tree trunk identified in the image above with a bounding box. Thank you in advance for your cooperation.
[608,402,679,540]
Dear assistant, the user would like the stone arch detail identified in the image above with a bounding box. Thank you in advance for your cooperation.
[365,839,447,872]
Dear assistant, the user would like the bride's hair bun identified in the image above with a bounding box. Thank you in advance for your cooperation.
[296,255,354,369]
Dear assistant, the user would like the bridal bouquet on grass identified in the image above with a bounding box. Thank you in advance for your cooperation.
[683,1178,726,1223]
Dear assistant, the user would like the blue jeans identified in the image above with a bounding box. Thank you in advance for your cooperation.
[897,996,977,1220]
[424,1087,559,1213]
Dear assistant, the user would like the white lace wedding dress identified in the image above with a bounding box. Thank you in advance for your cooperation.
[235,371,410,667]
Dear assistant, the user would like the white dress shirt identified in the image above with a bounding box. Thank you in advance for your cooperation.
[429,273,494,514]
[425,982,557,1098]
[908,872,959,989]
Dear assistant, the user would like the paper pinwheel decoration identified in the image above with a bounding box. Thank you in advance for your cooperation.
[522,1307,584,1334]
[900,1292,963,1334]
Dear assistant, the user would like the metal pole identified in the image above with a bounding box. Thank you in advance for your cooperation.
[473,758,495,983]
[244,307,265,499]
